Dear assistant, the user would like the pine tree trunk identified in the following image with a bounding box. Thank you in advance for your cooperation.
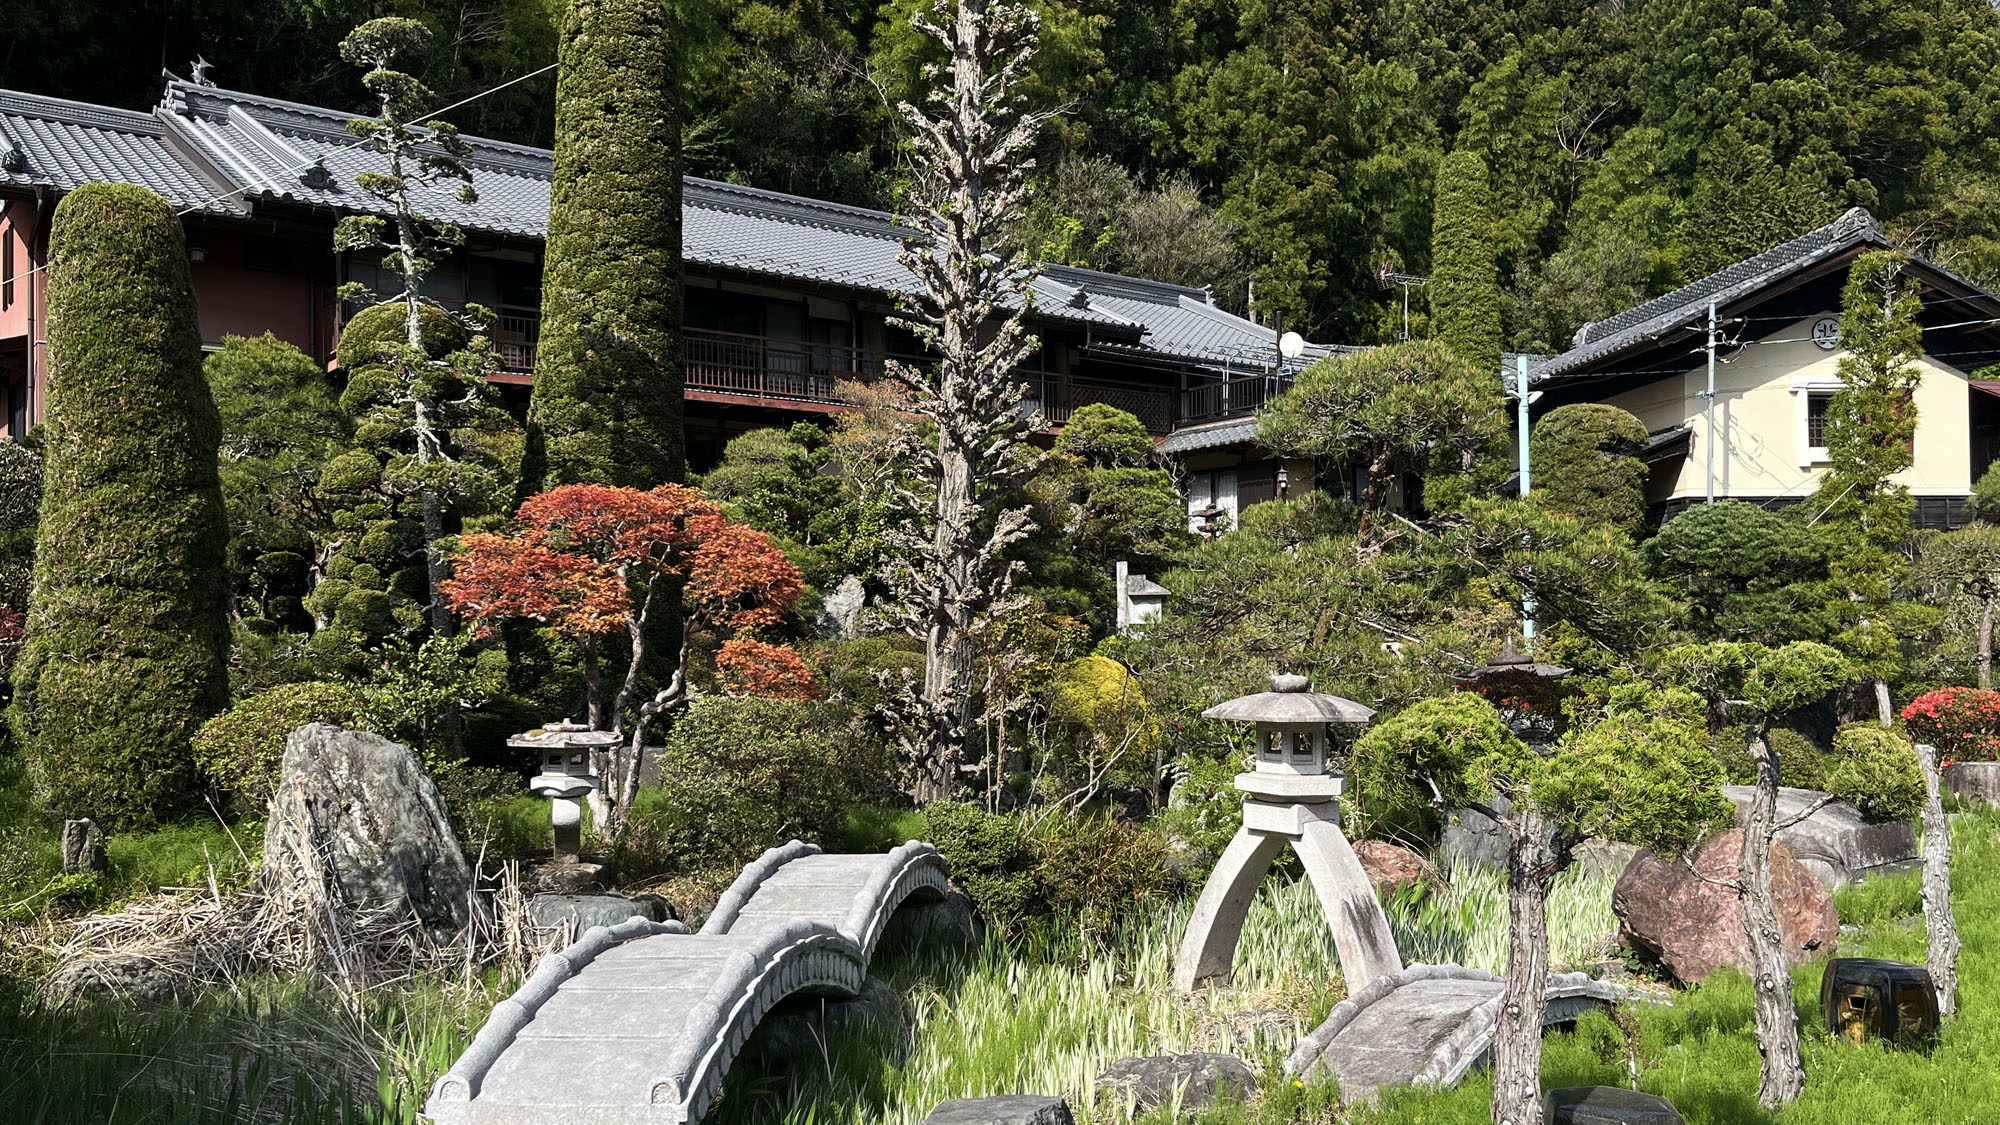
[1874,680,1893,727]
[1492,817,1551,1125]
[1914,742,1960,1017]
[1740,723,1805,1110]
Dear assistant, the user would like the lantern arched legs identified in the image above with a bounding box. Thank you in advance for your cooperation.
[1295,817,1403,994]
[1173,806,1404,995]
[1174,827,1288,992]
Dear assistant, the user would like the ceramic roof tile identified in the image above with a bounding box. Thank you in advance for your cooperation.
[0,90,233,212]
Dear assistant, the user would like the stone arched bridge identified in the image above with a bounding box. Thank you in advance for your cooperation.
[426,840,949,1124]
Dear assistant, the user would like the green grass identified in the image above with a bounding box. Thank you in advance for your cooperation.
[714,813,1999,1125]
[0,971,515,1124]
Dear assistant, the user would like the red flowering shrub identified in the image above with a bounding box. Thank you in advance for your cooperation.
[1900,686,2000,762]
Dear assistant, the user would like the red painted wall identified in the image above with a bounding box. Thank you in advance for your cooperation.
[184,229,321,355]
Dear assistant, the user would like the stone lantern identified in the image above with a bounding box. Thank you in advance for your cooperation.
[1174,673,1404,994]
[508,721,620,862]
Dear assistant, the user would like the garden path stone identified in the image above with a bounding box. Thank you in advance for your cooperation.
[1721,786,1917,888]
[425,840,951,1125]
[526,893,674,939]
[923,1095,1076,1125]
[1288,965,1627,1105]
[1095,1053,1259,1113]
[1544,1085,1685,1123]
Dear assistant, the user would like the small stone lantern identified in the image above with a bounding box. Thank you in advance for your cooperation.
[1174,673,1404,994]
[508,721,620,862]
[1820,958,1939,1046]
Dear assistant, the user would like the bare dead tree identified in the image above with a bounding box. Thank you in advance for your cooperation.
[877,0,1052,803]
[1914,742,1961,1016]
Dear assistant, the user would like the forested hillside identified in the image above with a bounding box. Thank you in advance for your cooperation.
[10,0,2000,348]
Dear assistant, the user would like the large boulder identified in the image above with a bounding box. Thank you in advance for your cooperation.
[1721,786,1917,888]
[1094,1053,1258,1114]
[924,1096,1074,1125]
[1613,828,1836,984]
[1353,840,1441,898]
[261,723,476,930]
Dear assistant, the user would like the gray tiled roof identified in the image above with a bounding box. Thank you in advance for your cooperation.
[0,79,1305,368]
[0,90,236,213]
[1155,415,1261,455]
[1537,208,1890,381]
[140,81,1291,359]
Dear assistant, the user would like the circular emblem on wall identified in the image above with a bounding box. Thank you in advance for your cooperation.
[1812,316,1842,350]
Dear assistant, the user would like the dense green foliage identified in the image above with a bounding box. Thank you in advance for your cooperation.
[1048,404,1188,572]
[524,0,684,494]
[1642,500,1832,641]
[1531,403,1650,536]
[1261,340,1508,535]
[207,334,351,635]
[701,422,887,589]
[616,697,890,877]
[191,681,366,815]
[1429,150,1503,373]
[13,183,231,827]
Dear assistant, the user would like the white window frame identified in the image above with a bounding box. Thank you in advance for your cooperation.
[1791,377,1843,468]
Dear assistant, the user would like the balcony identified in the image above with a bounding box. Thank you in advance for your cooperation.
[1179,373,1293,426]
[483,314,1192,436]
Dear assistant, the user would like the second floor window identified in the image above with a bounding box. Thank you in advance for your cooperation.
[1807,391,1833,450]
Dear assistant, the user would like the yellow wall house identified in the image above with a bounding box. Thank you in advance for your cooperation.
[1529,208,2000,529]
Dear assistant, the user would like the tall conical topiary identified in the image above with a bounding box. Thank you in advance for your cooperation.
[1430,149,1503,375]
[524,0,685,491]
[13,183,230,826]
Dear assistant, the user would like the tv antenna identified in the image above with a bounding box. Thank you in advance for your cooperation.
[1376,263,1429,341]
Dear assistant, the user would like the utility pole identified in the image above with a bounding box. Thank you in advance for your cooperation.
[1704,300,1718,503]
[1516,353,1536,653]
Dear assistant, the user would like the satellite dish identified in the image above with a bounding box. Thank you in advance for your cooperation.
[1278,331,1306,359]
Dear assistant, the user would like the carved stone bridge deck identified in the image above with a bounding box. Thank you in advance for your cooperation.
[427,840,949,1124]
[1285,964,1627,1104]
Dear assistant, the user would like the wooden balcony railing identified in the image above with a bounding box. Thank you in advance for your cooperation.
[1179,373,1292,426]
[479,314,1192,435]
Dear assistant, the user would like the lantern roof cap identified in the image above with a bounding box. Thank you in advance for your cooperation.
[1202,672,1376,724]
[508,720,623,749]
[1456,638,1571,681]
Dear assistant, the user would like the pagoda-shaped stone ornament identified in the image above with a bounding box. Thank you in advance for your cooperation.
[1173,673,1405,994]
[509,721,620,862]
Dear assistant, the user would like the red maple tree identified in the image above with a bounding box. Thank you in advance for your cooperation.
[443,483,808,826]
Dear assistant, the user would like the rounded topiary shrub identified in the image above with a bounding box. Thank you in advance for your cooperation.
[1714,724,1825,788]
[334,302,469,370]
[13,182,231,827]
[617,697,890,877]
[920,800,1036,933]
[192,682,366,814]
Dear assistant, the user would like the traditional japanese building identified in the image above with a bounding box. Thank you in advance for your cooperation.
[1528,208,2000,529]
[0,79,1305,478]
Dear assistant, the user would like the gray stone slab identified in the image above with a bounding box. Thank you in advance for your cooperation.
[475,1036,662,1104]
[1545,1085,1685,1124]
[924,1095,1074,1125]
[522,989,705,1038]
[1722,786,1918,888]
[589,935,744,963]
